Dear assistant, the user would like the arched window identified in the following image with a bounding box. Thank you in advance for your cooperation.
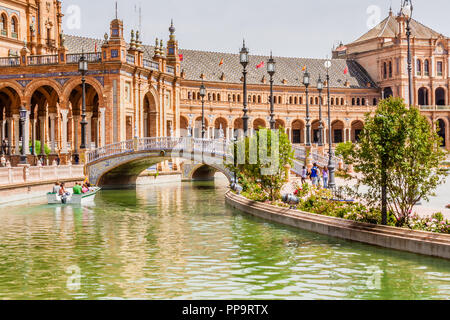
[383,62,387,79]
[362,98,366,106]
[289,96,293,104]
[188,92,192,100]
[357,98,361,106]
[208,93,212,101]
[310,97,313,105]
[352,98,355,106]
[341,98,345,105]
[437,61,443,76]
[237,95,241,103]
[294,97,298,105]
[1,14,7,36]
[423,59,429,76]
[389,61,392,78]
[299,97,303,105]
[373,98,377,106]
[213,93,216,101]
[253,95,256,103]
[217,93,221,101]
[416,59,422,76]
[258,95,261,103]
[197,92,200,100]
[233,94,236,102]
[331,98,335,105]
[228,94,231,102]
[11,16,17,38]
[278,96,282,104]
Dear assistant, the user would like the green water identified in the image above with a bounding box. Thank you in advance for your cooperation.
[0,178,449,300]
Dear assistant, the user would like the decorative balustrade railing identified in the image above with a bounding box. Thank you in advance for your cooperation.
[67,52,101,64]
[166,65,175,74]
[28,55,58,65]
[0,56,19,67]
[143,59,159,71]
[420,105,450,111]
[86,137,231,164]
[126,54,135,65]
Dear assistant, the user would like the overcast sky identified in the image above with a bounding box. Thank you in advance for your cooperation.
[61,0,449,58]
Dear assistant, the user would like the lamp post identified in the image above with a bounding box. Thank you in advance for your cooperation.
[199,82,206,139]
[402,0,413,107]
[240,40,249,137]
[78,51,88,152]
[325,60,336,189]
[267,52,276,130]
[19,106,27,165]
[233,132,238,185]
[317,76,324,147]
[303,69,311,147]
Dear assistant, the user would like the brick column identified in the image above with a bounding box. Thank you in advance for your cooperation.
[60,109,69,154]
[86,112,93,149]
[73,115,80,153]
[39,116,46,155]
[6,117,12,155]
[13,114,20,155]
[49,113,57,154]
[0,118,4,154]
[99,108,106,147]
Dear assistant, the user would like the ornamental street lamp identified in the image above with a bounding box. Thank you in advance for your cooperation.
[317,76,324,147]
[303,69,311,147]
[267,52,276,130]
[78,51,88,153]
[240,40,249,137]
[401,0,413,107]
[19,106,27,165]
[199,82,206,139]
[325,59,336,189]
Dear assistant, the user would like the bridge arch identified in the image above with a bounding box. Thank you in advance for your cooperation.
[86,138,233,189]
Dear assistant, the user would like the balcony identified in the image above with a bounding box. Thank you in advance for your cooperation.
[0,56,19,67]
[28,55,58,66]
[420,105,450,111]
[66,52,101,64]
[143,59,159,71]
[126,54,135,65]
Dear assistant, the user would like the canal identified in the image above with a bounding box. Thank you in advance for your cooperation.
[0,177,449,300]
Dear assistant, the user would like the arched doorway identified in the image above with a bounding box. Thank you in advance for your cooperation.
[275,119,285,131]
[214,117,228,139]
[179,116,189,137]
[351,120,364,142]
[0,85,21,156]
[194,116,208,138]
[67,83,100,151]
[291,120,304,144]
[383,87,393,99]
[331,120,345,144]
[418,87,429,106]
[435,88,446,106]
[29,85,61,155]
[144,93,158,138]
[311,120,321,144]
[437,119,446,147]
[253,118,266,131]
[233,118,243,138]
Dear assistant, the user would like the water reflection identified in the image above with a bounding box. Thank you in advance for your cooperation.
[0,178,449,300]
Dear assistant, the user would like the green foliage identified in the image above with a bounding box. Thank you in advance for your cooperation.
[335,141,355,165]
[353,97,447,226]
[227,128,294,202]
[33,140,51,156]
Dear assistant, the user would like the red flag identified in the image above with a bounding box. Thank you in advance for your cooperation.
[344,66,348,75]
[219,58,224,66]
[179,54,184,61]
[256,61,264,69]
[301,65,306,72]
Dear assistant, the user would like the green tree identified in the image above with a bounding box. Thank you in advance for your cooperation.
[354,97,447,226]
[335,141,355,165]
[228,128,294,202]
[33,140,51,156]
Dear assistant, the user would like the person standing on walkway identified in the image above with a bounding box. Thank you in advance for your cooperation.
[310,163,319,187]
[301,166,308,185]
[323,166,329,189]
[2,139,7,155]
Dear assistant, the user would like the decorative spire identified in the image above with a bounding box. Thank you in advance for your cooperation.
[115,1,118,19]
[155,38,160,56]
[169,19,175,35]
[130,30,136,49]
[160,39,165,56]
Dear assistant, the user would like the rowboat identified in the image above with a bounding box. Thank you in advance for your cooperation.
[47,187,101,205]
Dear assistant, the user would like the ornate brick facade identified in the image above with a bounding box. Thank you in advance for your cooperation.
[0,1,448,168]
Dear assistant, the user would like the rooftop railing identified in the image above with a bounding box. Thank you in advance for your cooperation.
[143,59,160,71]
[67,52,101,64]
[0,56,20,67]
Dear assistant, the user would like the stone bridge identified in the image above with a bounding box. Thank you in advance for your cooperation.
[84,137,336,189]
[85,137,234,188]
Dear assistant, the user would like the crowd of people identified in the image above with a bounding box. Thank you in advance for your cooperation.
[53,181,92,198]
[300,163,330,189]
